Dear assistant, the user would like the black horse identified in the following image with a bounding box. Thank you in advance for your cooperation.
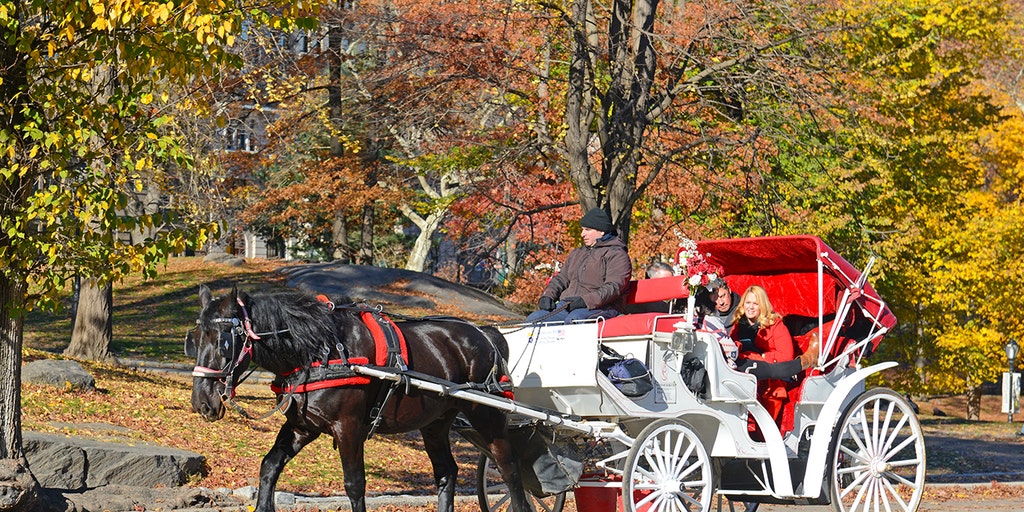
[185,285,530,512]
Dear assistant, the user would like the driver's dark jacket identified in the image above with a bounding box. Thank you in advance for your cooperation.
[540,235,632,311]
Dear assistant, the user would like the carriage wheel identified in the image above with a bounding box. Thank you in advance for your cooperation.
[828,388,926,512]
[623,419,714,512]
[476,453,566,512]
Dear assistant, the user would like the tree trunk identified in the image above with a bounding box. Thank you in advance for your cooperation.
[332,211,351,262]
[404,209,443,272]
[965,385,982,421]
[0,274,41,510]
[565,0,599,214]
[358,204,374,265]
[64,278,114,362]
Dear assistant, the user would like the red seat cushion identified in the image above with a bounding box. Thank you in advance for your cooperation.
[601,313,684,338]
[622,275,690,304]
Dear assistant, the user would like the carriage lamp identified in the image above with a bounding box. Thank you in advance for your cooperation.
[1006,338,1020,423]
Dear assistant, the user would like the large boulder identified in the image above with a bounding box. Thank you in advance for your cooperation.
[23,432,206,490]
[21,360,95,391]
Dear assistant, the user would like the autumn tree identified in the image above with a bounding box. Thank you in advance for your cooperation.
[0,1,318,508]
[225,0,554,271]
[519,0,843,243]
[803,0,1021,418]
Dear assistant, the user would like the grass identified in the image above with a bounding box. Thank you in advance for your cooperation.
[24,257,298,362]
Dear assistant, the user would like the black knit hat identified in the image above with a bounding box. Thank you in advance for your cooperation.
[579,208,614,233]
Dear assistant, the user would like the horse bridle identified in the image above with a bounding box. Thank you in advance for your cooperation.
[189,298,284,402]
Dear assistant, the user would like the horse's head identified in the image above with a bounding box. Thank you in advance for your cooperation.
[185,284,256,421]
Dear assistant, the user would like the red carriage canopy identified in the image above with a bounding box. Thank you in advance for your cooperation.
[684,235,896,333]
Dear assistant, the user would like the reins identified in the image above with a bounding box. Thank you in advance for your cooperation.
[486,301,570,332]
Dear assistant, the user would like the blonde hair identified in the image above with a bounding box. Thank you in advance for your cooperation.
[732,285,781,329]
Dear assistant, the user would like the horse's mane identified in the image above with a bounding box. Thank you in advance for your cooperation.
[243,291,345,370]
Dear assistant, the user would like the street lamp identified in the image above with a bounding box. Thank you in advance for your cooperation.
[1006,338,1020,423]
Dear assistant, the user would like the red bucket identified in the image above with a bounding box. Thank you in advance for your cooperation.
[574,475,653,512]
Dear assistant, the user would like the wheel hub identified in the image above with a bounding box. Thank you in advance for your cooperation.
[871,458,890,477]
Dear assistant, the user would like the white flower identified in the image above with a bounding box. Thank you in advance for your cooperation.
[688,274,702,287]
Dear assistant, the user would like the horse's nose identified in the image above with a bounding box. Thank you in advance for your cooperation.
[192,397,225,421]
[196,402,224,422]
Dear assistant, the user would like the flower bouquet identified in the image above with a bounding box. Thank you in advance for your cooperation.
[675,238,723,326]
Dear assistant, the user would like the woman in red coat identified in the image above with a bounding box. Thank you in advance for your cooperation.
[729,285,818,431]
[729,285,817,380]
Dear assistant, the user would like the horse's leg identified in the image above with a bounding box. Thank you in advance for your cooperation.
[255,423,319,512]
[332,416,372,512]
[466,408,533,512]
[420,416,460,512]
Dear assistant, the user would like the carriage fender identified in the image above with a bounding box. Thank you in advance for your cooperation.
[673,410,743,458]
[800,361,897,498]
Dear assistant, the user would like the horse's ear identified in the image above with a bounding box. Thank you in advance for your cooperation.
[199,285,212,308]
[229,285,238,304]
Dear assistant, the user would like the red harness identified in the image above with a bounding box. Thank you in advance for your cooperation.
[269,309,409,394]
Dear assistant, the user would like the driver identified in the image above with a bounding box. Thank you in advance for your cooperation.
[525,207,632,324]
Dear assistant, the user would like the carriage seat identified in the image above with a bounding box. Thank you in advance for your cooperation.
[600,275,690,338]
[761,315,857,435]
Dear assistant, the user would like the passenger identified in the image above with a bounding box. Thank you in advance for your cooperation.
[703,281,740,329]
[729,285,818,380]
[624,262,676,314]
[526,208,632,324]
[645,261,674,279]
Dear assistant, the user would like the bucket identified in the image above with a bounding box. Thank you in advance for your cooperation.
[573,475,653,512]
[573,484,620,512]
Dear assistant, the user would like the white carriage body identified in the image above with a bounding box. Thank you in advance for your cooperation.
[494,235,923,511]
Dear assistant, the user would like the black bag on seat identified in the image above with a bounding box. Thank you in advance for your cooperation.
[681,354,708,398]
[599,345,654,397]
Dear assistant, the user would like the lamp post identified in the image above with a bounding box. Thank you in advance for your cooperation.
[1006,338,1020,423]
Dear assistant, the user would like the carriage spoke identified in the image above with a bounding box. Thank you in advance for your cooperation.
[850,474,872,512]
[870,399,882,456]
[839,442,871,466]
[839,462,872,499]
[880,412,908,454]
[881,466,920,488]
[882,433,918,463]
[853,414,874,458]
[880,476,911,512]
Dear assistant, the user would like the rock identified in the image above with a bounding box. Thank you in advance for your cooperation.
[21,360,95,391]
[23,432,205,490]
[40,484,242,512]
[0,458,41,511]
[22,435,87,490]
[222,256,246,267]
[274,491,296,506]
[203,252,233,263]
[233,485,258,500]
[203,253,245,266]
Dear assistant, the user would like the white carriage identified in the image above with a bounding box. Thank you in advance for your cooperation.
[481,235,924,512]
[354,235,924,512]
